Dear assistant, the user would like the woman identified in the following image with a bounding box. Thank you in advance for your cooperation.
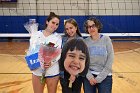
[62,18,82,47]
[28,12,62,93]
[83,17,114,93]
[60,18,84,93]
[59,38,89,93]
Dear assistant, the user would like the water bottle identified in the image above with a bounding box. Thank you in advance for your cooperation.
[29,19,36,24]
[29,19,38,33]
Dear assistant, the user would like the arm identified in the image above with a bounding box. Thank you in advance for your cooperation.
[95,36,114,83]
[86,69,94,80]
[86,69,97,85]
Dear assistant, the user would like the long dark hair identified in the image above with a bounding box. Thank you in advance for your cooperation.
[59,38,89,76]
[45,12,60,28]
[64,18,82,37]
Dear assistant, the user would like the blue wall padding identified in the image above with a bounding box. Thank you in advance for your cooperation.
[0,15,140,33]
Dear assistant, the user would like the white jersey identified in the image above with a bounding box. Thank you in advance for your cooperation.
[28,31,62,77]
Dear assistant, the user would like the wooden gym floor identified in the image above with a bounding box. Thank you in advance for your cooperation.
[0,39,140,93]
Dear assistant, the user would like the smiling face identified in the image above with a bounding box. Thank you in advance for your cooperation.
[46,17,60,33]
[87,20,99,36]
[65,23,77,37]
[64,49,86,76]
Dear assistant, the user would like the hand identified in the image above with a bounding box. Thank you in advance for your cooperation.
[40,61,51,69]
[25,49,29,53]
[89,77,97,85]
[44,61,51,69]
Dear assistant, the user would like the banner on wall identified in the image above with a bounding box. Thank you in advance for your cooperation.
[0,0,17,2]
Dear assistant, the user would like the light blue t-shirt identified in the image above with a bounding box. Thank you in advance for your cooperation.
[84,35,114,83]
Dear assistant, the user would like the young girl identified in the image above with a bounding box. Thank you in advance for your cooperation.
[59,38,90,93]
[27,12,62,93]
[60,18,83,93]
[83,17,114,93]
[62,18,82,47]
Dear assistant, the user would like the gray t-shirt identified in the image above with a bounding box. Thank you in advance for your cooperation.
[84,35,114,83]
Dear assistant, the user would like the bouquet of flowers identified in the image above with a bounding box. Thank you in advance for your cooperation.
[38,42,61,84]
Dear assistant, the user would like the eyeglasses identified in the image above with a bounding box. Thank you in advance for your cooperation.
[87,24,96,29]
